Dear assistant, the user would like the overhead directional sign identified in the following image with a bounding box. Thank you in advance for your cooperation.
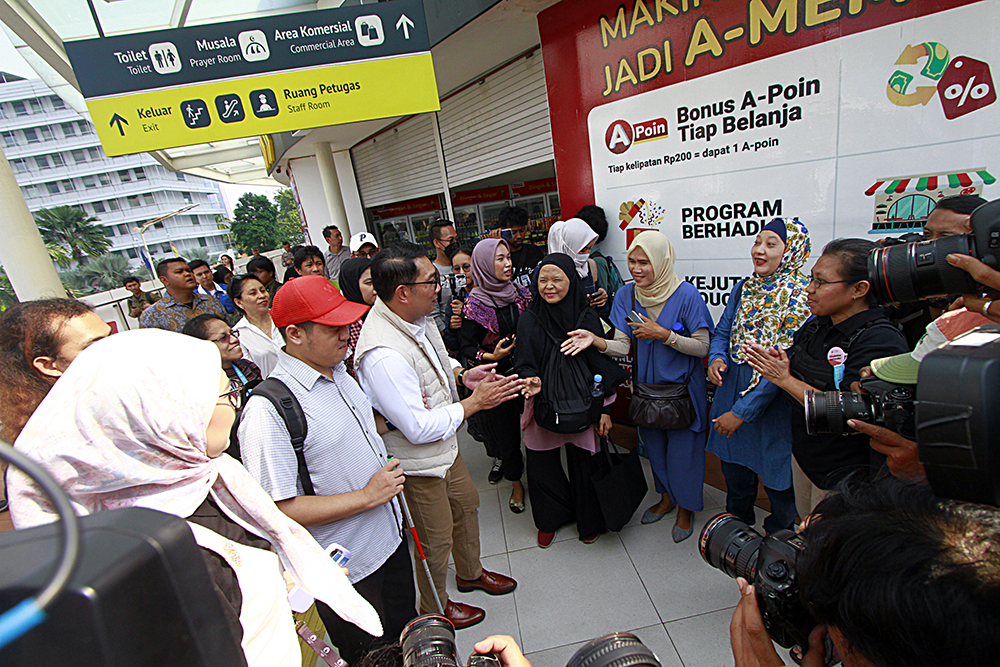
[64,0,439,156]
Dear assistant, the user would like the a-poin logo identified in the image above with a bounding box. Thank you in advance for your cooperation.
[606,120,633,154]
[605,118,669,154]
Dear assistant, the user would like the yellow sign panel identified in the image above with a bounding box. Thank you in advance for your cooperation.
[86,53,439,156]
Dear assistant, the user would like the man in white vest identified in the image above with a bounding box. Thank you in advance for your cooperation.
[356,242,522,629]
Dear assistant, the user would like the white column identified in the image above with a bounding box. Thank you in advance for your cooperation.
[0,144,66,300]
[430,112,455,222]
[332,149,368,236]
[313,141,349,241]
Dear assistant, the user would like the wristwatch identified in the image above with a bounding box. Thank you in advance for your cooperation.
[457,369,468,387]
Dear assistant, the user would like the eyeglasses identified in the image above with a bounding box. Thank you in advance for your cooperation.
[403,270,441,288]
[219,382,244,410]
[210,330,239,344]
[807,276,852,288]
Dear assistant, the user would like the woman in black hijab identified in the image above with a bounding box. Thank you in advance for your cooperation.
[514,253,627,548]
[340,257,374,378]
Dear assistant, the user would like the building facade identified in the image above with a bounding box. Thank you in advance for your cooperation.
[0,75,230,269]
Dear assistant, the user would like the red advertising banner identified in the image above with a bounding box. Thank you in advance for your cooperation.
[510,177,557,198]
[451,185,510,207]
[371,194,442,219]
[538,0,983,217]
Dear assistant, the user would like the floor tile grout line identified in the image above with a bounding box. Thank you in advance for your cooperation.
[616,521,671,628]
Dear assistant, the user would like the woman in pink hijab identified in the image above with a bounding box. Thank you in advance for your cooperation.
[6,329,381,667]
[459,238,531,511]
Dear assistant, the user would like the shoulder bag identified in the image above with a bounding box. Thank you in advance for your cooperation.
[627,287,697,431]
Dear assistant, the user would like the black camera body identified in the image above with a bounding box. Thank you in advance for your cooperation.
[699,516,815,656]
[804,376,916,438]
[916,324,1000,507]
[868,198,1000,305]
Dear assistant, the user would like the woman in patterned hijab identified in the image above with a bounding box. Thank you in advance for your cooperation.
[705,218,811,534]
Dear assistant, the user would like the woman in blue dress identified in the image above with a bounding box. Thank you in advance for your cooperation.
[705,218,812,533]
[562,231,713,542]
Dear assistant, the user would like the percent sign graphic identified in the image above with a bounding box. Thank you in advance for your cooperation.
[937,56,996,120]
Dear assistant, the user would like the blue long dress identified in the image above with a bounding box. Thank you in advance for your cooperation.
[610,282,714,512]
[705,280,794,492]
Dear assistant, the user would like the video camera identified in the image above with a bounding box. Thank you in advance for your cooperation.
[868,199,1000,306]
[701,325,1000,661]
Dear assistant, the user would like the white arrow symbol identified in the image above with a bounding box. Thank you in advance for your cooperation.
[396,13,414,39]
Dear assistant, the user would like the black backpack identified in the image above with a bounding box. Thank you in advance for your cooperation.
[533,311,605,434]
[229,378,316,496]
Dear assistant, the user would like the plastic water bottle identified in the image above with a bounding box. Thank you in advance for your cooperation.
[590,374,604,399]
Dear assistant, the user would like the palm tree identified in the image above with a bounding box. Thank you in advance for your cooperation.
[80,253,131,291]
[35,206,111,266]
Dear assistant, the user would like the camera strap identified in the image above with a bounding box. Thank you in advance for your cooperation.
[296,620,347,667]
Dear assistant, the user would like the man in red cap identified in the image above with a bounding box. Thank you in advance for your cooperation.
[238,275,416,663]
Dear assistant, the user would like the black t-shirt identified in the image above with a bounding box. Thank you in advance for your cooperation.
[788,309,909,488]
[510,243,545,289]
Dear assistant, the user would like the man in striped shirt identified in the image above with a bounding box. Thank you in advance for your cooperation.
[238,276,415,663]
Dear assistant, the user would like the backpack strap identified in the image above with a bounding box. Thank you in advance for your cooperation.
[248,378,314,496]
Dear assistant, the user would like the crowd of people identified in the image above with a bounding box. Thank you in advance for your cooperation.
[1,195,999,667]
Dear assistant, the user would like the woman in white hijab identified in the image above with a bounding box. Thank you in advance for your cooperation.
[560,231,714,542]
[6,328,381,667]
[547,218,608,310]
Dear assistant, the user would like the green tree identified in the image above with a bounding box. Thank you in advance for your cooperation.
[185,247,212,264]
[35,205,111,266]
[275,188,304,244]
[231,193,281,254]
[80,252,131,291]
[0,267,16,311]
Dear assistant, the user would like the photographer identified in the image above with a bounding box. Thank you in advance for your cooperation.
[849,305,991,480]
[730,476,1000,667]
[746,239,908,516]
[881,195,987,347]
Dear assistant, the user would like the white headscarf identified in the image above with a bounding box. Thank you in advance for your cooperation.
[628,231,683,307]
[547,218,598,278]
[7,329,382,637]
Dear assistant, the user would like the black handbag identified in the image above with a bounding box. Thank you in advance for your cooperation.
[627,290,697,431]
[591,435,648,531]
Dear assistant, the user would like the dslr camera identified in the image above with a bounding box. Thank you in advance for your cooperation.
[868,198,1000,305]
[401,614,661,667]
[702,327,1000,662]
[804,376,916,438]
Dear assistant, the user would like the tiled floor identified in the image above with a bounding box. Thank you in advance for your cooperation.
[434,425,775,667]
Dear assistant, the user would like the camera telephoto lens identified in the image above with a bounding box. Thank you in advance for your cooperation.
[401,614,459,667]
[699,514,764,581]
[565,632,660,667]
[868,235,977,306]
[804,390,874,436]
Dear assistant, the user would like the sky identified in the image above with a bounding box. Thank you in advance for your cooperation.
[0,31,280,217]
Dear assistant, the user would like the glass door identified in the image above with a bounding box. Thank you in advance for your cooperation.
[410,212,441,253]
[375,216,413,246]
[453,206,481,248]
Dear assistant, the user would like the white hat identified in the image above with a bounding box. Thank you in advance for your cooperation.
[349,232,379,253]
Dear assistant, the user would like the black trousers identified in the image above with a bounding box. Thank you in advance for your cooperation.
[478,396,525,481]
[526,444,605,537]
[316,538,416,665]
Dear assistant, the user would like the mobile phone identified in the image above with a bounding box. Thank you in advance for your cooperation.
[626,310,644,324]
[500,228,513,241]
[326,543,352,567]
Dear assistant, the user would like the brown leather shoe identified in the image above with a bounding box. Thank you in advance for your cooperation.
[456,569,517,595]
[444,600,485,630]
